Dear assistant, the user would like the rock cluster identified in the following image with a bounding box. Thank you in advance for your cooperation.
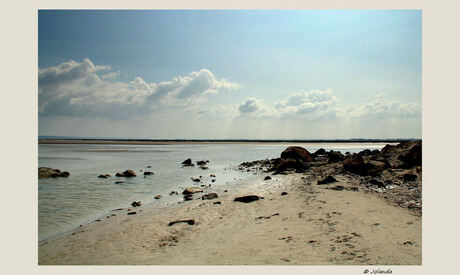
[38,167,70,179]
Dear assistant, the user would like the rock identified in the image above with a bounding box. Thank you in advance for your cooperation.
[271,158,309,173]
[184,194,193,201]
[317,175,338,185]
[280,146,314,162]
[368,179,386,188]
[313,148,326,157]
[182,187,203,195]
[360,149,372,156]
[114,181,124,184]
[281,192,288,196]
[38,167,70,179]
[210,174,216,177]
[98,174,111,178]
[146,165,152,168]
[366,160,389,176]
[264,175,272,180]
[329,185,344,191]
[170,191,179,195]
[131,201,142,207]
[202,193,218,200]
[196,160,207,166]
[168,219,195,226]
[116,170,137,177]
[211,179,216,182]
[343,154,367,175]
[144,171,154,175]
[200,166,209,170]
[191,177,201,182]
[398,143,422,168]
[234,195,264,203]
[154,195,162,200]
[401,172,417,181]
[213,201,222,205]
[182,158,194,166]
[127,211,137,215]
[328,151,345,163]
[224,190,228,192]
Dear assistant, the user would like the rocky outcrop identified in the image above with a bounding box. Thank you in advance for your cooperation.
[328,151,345,163]
[38,167,70,179]
[280,146,314,162]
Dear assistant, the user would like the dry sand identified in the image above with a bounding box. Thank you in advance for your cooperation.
[38,171,421,265]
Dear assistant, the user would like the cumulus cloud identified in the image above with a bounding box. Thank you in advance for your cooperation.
[38,59,241,118]
[237,90,420,121]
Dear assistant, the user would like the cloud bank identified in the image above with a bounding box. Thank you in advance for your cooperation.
[39,58,241,118]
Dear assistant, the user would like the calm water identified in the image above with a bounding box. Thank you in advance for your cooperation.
[38,142,390,242]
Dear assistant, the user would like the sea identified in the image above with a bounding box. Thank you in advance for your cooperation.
[38,142,392,242]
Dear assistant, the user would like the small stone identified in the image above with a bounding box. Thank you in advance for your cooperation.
[127,212,137,215]
[202,193,218,200]
[281,192,288,196]
[144,171,154,175]
[169,191,179,195]
[264,176,272,180]
[154,195,162,200]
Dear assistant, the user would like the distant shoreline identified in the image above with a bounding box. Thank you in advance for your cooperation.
[38,138,417,145]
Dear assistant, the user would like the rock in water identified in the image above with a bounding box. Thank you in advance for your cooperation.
[234,195,264,203]
[202,193,218,200]
[154,195,162,200]
[131,201,142,207]
[182,158,194,166]
[143,171,154,175]
[317,176,338,185]
[38,167,70,179]
[280,146,314,162]
[182,187,204,195]
[191,177,201,182]
[98,174,111,178]
[196,160,207,166]
[123,170,136,177]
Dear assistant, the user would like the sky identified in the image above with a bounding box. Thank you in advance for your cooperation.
[38,10,422,139]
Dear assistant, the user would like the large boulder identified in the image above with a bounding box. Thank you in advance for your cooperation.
[366,160,389,176]
[328,150,345,163]
[38,167,70,179]
[343,154,367,175]
[280,146,314,162]
[398,143,422,168]
[313,148,326,157]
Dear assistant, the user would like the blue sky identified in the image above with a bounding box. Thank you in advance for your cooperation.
[38,10,421,139]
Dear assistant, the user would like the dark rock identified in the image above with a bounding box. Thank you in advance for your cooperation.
[98,174,111,178]
[116,170,137,177]
[131,201,142,207]
[313,148,326,157]
[38,167,70,179]
[360,149,372,156]
[213,201,222,205]
[184,194,193,201]
[401,172,417,181]
[146,165,152,168]
[368,179,386,188]
[168,219,195,226]
[234,195,264,203]
[343,154,367,175]
[170,191,179,195]
[127,211,137,215]
[154,195,162,199]
[191,177,201,182]
[329,185,344,191]
[144,171,154,175]
[210,174,216,177]
[114,181,124,184]
[196,160,207,166]
[366,160,389,176]
[280,146,314,162]
[200,166,209,170]
[182,187,203,195]
[317,175,338,185]
[182,158,194,166]
[271,158,309,173]
[264,176,272,180]
[328,151,345,163]
[398,143,422,168]
[202,193,218,200]
[211,179,216,182]
[281,192,288,196]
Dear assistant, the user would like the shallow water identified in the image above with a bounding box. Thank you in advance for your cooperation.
[38,142,390,242]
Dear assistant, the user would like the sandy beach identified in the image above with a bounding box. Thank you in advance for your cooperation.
[38,166,421,265]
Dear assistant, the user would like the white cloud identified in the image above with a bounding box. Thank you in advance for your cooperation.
[343,94,422,118]
[38,59,241,118]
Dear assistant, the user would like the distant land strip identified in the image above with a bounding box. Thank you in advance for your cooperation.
[38,137,419,145]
